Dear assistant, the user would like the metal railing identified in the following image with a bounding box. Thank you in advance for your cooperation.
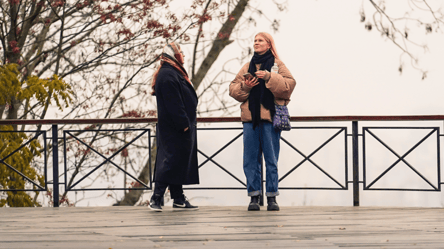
[62,128,152,192]
[1,115,444,207]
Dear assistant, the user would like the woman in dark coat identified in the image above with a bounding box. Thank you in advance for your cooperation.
[149,42,199,211]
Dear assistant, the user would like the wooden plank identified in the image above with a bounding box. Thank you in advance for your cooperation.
[0,206,443,248]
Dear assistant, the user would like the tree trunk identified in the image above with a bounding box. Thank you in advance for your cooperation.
[6,97,21,131]
[191,0,249,90]
[0,105,5,120]
[115,137,156,206]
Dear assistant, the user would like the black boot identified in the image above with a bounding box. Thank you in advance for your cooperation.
[248,196,260,211]
[267,197,280,211]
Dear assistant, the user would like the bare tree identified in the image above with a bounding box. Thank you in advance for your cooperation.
[361,0,444,79]
[0,0,230,206]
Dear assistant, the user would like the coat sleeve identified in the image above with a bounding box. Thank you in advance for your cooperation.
[229,63,252,103]
[156,69,190,132]
[265,59,296,100]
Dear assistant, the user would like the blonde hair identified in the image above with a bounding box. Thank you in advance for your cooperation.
[255,32,279,60]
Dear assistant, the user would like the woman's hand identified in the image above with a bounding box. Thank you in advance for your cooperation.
[184,127,189,132]
[255,70,270,80]
[245,77,259,88]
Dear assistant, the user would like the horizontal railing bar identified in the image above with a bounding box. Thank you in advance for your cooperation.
[364,188,440,192]
[0,189,47,192]
[279,187,347,190]
[289,115,444,122]
[183,187,246,190]
[2,115,444,125]
[198,127,243,130]
[64,128,152,132]
[364,127,440,129]
[0,118,156,125]
[0,130,45,132]
[67,188,151,191]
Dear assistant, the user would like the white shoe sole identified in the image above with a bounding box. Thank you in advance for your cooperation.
[149,206,163,212]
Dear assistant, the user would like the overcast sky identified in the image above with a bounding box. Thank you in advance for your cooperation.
[230,0,444,117]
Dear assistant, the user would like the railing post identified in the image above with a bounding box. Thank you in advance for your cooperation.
[352,121,360,206]
[52,124,59,207]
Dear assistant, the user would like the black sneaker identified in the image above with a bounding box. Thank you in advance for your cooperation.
[149,195,162,212]
[173,195,198,211]
[267,196,280,211]
[248,196,260,211]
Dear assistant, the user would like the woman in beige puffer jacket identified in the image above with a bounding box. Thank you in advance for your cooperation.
[229,32,296,211]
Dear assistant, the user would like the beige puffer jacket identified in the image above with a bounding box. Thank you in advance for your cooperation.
[229,58,296,122]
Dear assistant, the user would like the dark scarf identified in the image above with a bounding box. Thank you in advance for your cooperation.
[248,50,275,129]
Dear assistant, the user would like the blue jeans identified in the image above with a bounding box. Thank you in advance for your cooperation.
[243,122,281,197]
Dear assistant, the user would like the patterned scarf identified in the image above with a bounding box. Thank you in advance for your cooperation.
[248,49,276,129]
[151,42,192,95]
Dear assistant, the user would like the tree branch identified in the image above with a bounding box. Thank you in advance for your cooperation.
[191,0,249,90]
[192,0,212,78]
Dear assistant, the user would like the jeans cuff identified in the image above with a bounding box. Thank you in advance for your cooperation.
[265,191,279,197]
[248,190,261,197]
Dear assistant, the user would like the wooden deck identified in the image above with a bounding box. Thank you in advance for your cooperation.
[1,206,444,248]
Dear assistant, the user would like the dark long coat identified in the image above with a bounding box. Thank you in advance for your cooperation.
[153,63,199,185]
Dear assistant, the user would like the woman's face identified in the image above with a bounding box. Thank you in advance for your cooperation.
[178,47,184,58]
[176,46,185,64]
[254,35,270,55]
